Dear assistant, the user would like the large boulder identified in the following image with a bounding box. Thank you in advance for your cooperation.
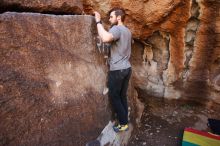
[0,0,83,14]
[0,12,110,146]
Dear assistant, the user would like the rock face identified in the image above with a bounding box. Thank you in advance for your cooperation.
[0,0,83,14]
[0,12,110,146]
[183,0,220,103]
[83,0,220,103]
[83,0,187,38]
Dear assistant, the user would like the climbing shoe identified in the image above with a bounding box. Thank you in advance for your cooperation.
[113,124,129,133]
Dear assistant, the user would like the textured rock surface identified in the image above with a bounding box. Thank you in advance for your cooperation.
[83,0,185,38]
[0,12,109,146]
[0,0,83,14]
[183,0,220,103]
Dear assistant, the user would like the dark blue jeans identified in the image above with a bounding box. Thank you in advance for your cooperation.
[108,67,132,125]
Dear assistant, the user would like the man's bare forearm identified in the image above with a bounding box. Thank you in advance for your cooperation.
[97,23,113,42]
[94,11,113,42]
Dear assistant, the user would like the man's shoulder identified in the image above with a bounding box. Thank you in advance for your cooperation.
[122,26,132,36]
[109,25,131,37]
[121,25,131,33]
[109,25,120,31]
[110,25,130,29]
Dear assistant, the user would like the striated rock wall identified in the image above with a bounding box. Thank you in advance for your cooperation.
[183,0,220,103]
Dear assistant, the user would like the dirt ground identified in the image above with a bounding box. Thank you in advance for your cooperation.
[128,89,220,146]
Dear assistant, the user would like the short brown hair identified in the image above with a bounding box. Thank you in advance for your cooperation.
[108,7,126,22]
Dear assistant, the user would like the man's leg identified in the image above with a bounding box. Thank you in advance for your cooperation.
[120,68,132,123]
[108,70,127,125]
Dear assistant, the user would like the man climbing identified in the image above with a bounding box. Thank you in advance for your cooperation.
[94,7,132,132]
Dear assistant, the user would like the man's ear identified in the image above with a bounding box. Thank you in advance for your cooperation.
[117,15,121,21]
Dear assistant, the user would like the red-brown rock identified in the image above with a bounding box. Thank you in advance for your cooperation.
[83,0,185,38]
[184,0,220,103]
[0,12,109,146]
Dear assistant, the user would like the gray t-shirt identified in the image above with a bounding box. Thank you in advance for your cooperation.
[109,25,132,71]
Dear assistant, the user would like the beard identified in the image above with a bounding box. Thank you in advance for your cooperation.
[110,20,118,27]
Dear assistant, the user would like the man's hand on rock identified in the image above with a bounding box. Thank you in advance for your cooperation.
[94,11,101,23]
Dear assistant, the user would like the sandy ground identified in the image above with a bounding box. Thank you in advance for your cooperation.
[128,89,220,146]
